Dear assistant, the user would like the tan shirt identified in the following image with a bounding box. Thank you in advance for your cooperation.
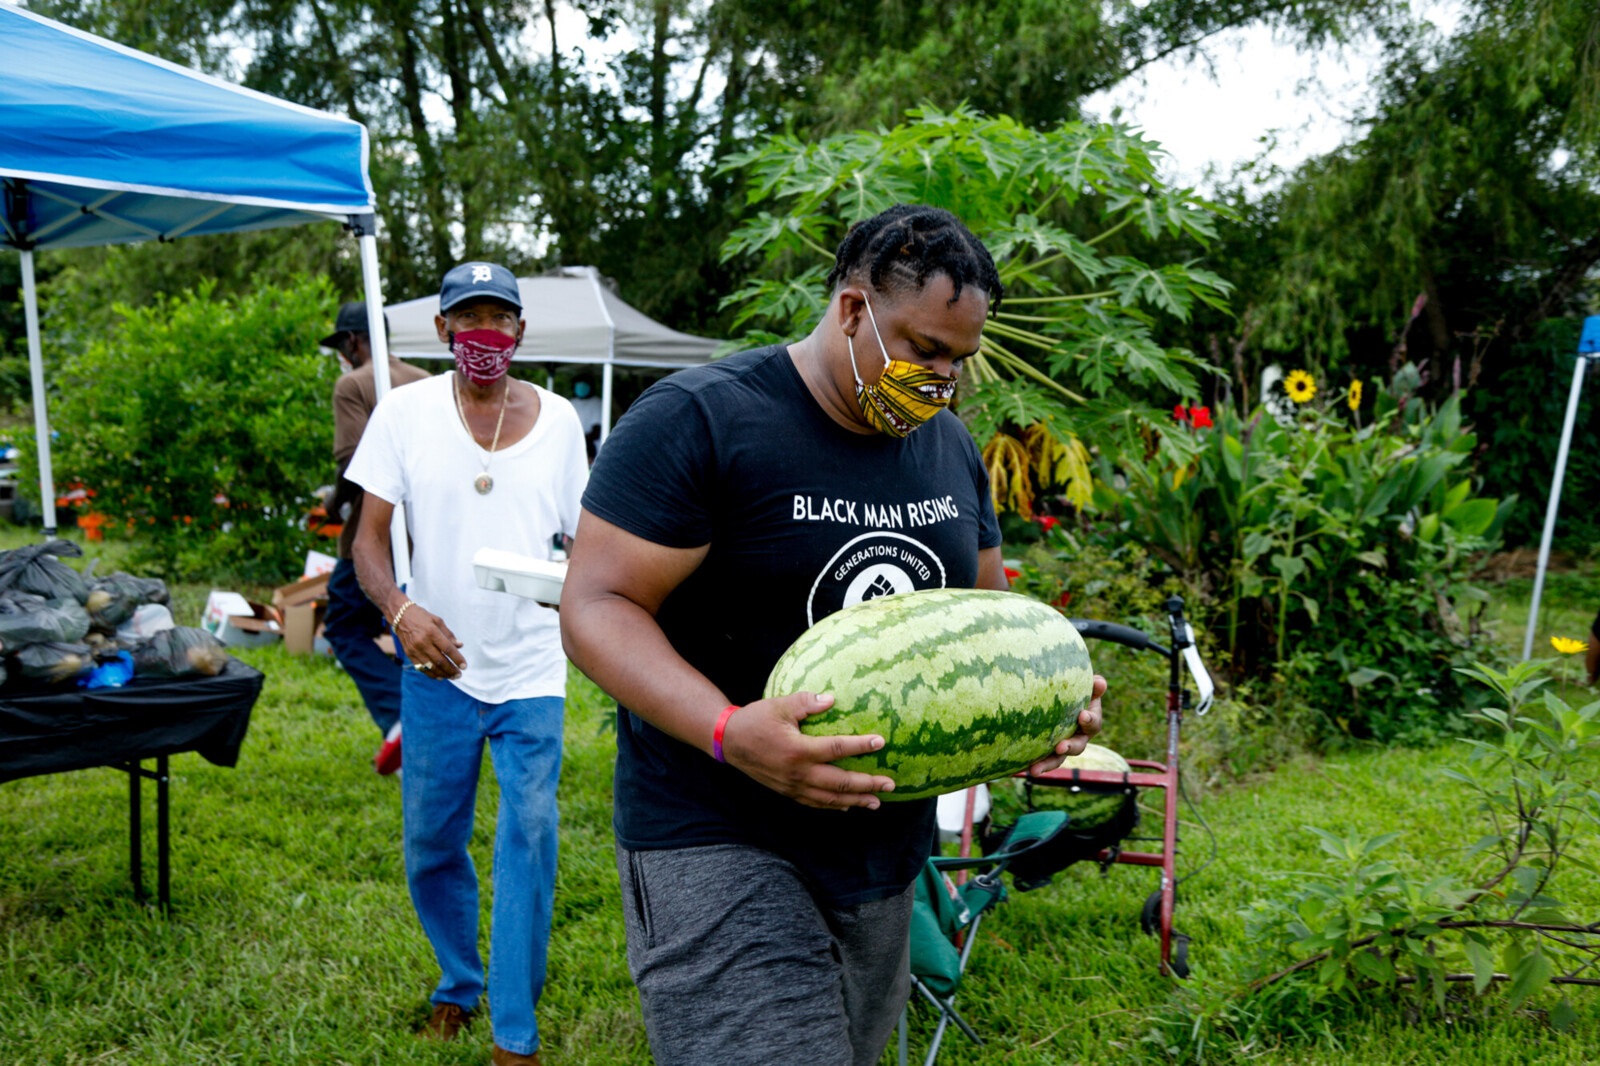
[333,357,432,558]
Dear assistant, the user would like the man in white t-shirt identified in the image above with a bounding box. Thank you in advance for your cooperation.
[348,261,588,1066]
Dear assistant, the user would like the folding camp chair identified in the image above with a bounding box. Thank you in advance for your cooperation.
[897,810,1070,1066]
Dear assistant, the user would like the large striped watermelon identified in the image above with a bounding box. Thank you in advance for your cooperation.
[1014,743,1132,828]
[763,588,1094,801]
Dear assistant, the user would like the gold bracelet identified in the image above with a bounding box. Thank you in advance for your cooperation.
[391,598,418,629]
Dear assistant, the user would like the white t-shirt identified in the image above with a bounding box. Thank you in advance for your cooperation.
[347,375,588,704]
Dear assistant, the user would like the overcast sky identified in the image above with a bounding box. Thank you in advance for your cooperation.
[1084,1,1466,193]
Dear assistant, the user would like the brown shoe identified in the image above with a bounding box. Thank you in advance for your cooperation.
[417,1002,473,1041]
[491,1045,542,1066]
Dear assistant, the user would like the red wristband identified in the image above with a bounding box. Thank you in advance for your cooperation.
[712,704,741,763]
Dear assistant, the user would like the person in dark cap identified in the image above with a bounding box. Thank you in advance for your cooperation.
[321,302,431,764]
[347,262,588,1066]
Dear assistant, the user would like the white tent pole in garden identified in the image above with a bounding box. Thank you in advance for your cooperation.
[18,248,56,535]
[354,218,411,588]
[584,267,619,443]
[1522,315,1600,661]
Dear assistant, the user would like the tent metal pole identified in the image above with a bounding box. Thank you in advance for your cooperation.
[354,222,411,589]
[583,267,617,444]
[359,229,392,399]
[1523,319,1599,660]
[19,249,58,537]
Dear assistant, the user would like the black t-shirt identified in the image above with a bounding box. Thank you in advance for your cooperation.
[582,345,1002,905]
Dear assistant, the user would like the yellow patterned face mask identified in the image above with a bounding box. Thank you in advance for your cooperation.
[848,294,958,438]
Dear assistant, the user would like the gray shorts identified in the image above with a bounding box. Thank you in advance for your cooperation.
[616,843,914,1066]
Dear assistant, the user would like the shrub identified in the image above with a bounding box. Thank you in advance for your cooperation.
[1242,659,1600,1019]
[22,277,338,582]
[1087,380,1512,742]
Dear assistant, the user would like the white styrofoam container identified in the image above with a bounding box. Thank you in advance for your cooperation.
[472,547,567,604]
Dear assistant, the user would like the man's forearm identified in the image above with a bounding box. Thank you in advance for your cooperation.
[352,527,406,621]
[562,595,728,755]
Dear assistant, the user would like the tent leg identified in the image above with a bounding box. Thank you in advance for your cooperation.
[1523,347,1594,660]
[600,361,614,445]
[358,231,392,399]
[353,225,411,591]
[19,249,59,538]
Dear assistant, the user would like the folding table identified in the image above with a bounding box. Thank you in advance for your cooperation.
[0,659,264,910]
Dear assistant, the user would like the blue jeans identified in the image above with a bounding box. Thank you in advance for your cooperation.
[400,670,563,1055]
[322,557,401,735]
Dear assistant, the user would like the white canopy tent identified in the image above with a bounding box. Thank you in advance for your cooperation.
[386,266,721,440]
[0,3,414,577]
[1522,315,1600,660]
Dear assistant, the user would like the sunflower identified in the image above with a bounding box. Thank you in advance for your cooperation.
[1551,636,1588,655]
[1347,379,1362,411]
[1285,370,1317,404]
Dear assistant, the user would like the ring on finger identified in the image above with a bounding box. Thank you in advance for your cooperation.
[419,660,433,671]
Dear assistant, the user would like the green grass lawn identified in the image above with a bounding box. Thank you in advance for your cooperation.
[1,531,1598,1064]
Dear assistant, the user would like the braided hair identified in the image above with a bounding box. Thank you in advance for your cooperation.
[824,205,1003,314]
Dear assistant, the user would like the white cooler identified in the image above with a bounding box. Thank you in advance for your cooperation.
[471,547,567,604]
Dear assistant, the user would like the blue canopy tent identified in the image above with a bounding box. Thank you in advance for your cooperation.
[0,2,404,569]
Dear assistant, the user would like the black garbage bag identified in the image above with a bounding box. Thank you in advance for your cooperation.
[10,641,94,684]
[84,631,125,660]
[84,571,173,633]
[0,539,89,604]
[127,627,231,679]
[85,582,136,632]
[134,575,170,607]
[92,571,170,609]
[0,591,92,649]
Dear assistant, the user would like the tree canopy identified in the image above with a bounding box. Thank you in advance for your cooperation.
[5,0,1597,540]
[16,0,1401,328]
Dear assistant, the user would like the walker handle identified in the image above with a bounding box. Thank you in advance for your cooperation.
[1070,618,1169,657]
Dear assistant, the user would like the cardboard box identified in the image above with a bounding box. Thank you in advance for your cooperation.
[274,573,330,656]
[303,550,337,579]
[272,572,329,610]
[201,590,282,648]
[282,601,324,655]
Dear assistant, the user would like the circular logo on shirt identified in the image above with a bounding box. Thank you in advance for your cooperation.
[807,531,947,625]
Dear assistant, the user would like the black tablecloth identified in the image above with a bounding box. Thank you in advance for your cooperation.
[0,658,263,784]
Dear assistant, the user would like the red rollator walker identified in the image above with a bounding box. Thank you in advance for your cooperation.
[941,595,1214,979]
[1024,594,1215,977]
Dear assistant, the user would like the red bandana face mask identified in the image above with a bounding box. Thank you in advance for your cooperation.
[450,329,518,385]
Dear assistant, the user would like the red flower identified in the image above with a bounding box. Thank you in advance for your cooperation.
[1036,515,1060,532]
[1054,590,1073,608]
[1190,405,1213,429]
[1173,404,1190,423]
[1003,567,1020,582]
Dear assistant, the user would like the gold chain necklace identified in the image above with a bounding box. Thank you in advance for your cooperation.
[453,373,511,495]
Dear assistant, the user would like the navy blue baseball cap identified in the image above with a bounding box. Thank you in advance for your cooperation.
[439,262,522,313]
[320,301,389,349]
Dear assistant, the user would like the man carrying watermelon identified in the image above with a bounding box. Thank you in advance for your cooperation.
[561,204,1105,1066]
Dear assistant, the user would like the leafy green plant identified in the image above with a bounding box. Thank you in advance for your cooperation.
[1240,658,1600,1020]
[20,277,338,582]
[717,104,1233,515]
[1090,376,1513,740]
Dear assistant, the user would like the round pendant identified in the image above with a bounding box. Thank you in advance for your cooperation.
[474,473,494,495]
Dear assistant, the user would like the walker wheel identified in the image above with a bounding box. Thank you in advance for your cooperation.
[1140,887,1176,937]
